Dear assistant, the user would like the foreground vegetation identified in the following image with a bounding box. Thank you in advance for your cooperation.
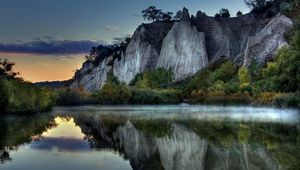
[0,59,56,114]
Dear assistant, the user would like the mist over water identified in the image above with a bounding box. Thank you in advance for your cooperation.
[1,105,299,170]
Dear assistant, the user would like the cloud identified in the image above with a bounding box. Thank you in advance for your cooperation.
[103,26,119,32]
[112,34,132,43]
[0,40,105,55]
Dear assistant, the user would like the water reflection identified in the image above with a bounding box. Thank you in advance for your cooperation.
[0,105,299,170]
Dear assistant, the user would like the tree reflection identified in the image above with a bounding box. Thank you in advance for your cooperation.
[0,114,56,164]
[0,150,12,164]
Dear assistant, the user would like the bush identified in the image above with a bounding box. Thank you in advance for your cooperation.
[131,68,174,89]
[132,88,180,104]
[0,78,9,114]
[56,87,92,106]
[253,92,283,105]
[263,47,300,92]
[273,93,300,108]
[238,67,251,85]
[4,79,56,114]
[93,82,132,104]
[211,61,236,82]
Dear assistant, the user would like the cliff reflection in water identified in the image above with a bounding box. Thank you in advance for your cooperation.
[0,105,299,170]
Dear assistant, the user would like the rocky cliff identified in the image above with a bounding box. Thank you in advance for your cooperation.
[157,8,208,80]
[71,8,292,91]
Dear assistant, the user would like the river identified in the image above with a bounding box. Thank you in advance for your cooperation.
[0,105,299,170]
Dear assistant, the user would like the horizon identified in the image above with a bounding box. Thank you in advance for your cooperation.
[0,0,249,82]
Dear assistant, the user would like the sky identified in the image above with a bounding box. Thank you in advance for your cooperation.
[0,0,249,82]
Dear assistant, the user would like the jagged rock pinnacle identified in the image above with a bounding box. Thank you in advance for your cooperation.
[181,7,190,22]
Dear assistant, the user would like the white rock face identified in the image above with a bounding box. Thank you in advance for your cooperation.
[156,124,207,170]
[70,56,113,91]
[113,28,158,84]
[157,8,208,81]
[113,121,158,168]
[243,14,293,66]
[113,22,173,84]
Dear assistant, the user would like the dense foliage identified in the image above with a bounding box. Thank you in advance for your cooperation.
[91,69,180,104]
[0,59,56,114]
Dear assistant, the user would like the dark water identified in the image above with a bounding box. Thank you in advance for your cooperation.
[0,105,299,170]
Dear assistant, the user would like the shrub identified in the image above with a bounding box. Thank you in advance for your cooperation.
[131,68,174,89]
[93,82,132,104]
[211,61,236,82]
[56,87,91,106]
[262,32,300,92]
[238,67,251,85]
[273,93,300,108]
[5,79,56,114]
[253,92,283,105]
[132,88,180,104]
[0,78,9,114]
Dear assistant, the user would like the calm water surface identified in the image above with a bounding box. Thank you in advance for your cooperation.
[0,105,299,170]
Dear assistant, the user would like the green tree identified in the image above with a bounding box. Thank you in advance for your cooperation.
[211,61,236,82]
[238,67,251,85]
[0,78,9,114]
[142,6,162,21]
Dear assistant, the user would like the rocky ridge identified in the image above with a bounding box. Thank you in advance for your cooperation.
[71,8,293,91]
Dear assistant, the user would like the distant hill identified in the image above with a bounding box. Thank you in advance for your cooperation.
[35,80,72,88]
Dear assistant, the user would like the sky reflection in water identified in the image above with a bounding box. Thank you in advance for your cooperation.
[0,105,299,170]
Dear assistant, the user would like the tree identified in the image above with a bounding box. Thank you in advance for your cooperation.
[161,12,173,21]
[0,78,9,113]
[211,61,236,82]
[173,10,182,20]
[219,8,231,18]
[0,58,19,79]
[236,11,243,16]
[244,0,273,9]
[215,13,221,18]
[238,67,251,85]
[142,6,162,21]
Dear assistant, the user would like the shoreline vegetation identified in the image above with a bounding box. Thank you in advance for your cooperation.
[0,0,300,114]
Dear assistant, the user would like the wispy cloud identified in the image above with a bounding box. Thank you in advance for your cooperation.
[103,26,119,32]
[111,34,132,43]
[0,40,105,55]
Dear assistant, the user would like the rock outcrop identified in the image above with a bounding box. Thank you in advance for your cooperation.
[157,8,208,80]
[113,21,173,83]
[71,8,292,91]
[70,56,113,91]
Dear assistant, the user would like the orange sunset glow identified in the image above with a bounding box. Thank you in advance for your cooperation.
[1,52,85,82]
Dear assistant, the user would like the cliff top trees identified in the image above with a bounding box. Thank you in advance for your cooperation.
[215,8,231,18]
[142,6,174,21]
[219,8,231,17]
[245,0,273,9]
[173,10,182,20]
[236,11,243,16]
[142,6,162,21]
